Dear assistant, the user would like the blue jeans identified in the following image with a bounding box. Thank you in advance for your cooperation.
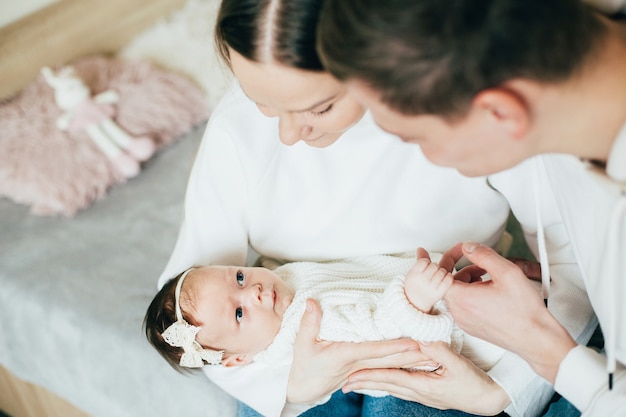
[541,395,580,417]
[237,391,500,417]
[361,395,500,417]
[237,391,362,417]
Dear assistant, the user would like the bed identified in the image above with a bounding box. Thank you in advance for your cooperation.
[0,0,236,416]
[0,124,237,417]
[0,121,241,417]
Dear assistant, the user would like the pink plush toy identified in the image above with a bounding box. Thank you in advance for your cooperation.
[41,66,156,178]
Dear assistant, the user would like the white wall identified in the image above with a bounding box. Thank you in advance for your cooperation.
[0,0,59,28]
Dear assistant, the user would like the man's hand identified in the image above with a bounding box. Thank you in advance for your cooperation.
[445,242,577,382]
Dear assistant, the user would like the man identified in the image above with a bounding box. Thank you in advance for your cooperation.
[316,0,626,416]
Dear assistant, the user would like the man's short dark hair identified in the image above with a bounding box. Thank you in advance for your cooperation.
[318,0,606,117]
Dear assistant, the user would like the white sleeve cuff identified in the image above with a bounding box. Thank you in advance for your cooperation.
[489,351,553,417]
[554,345,617,413]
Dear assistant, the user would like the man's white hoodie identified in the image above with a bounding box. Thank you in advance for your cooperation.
[489,121,626,416]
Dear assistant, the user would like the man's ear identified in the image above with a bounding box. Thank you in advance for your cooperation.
[221,353,253,367]
[472,88,530,139]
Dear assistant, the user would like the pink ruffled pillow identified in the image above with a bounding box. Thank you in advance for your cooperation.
[0,55,210,217]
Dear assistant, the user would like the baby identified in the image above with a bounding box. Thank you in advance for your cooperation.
[145,252,505,416]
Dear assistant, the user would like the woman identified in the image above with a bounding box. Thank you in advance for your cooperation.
[157,0,532,416]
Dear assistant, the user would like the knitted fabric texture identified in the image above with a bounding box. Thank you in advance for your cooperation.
[254,253,463,365]
[0,55,210,216]
[238,253,505,416]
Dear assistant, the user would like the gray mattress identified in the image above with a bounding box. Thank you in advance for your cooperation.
[0,125,236,417]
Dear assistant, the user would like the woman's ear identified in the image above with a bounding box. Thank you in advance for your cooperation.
[472,88,530,140]
[221,353,252,367]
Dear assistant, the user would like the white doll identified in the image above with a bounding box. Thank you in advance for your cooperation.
[41,66,156,178]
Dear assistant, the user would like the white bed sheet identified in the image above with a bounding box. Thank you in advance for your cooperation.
[0,125,236,417]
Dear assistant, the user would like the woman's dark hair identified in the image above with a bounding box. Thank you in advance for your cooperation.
[215,0,325,71]
[318,0,607,118]
[144,272,192,373]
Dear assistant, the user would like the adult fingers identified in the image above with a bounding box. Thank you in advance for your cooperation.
[354,341,426,370]
[462,242,516,281]
[439,242,464,272]
[343,368,425,401]
[454,265,487,283]
[508,257,542,281]
[294,299,322,347]
[417,340,460,366]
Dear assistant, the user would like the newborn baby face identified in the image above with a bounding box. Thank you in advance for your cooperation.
[181,266,294,364]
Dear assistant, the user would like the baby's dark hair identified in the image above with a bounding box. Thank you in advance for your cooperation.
[144,271,195,373]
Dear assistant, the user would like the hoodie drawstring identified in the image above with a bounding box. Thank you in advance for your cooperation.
[533,157,551,307]
[605,190,625,390]
[603,121,626,391]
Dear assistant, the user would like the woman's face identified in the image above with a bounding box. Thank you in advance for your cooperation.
[229,48,366,147]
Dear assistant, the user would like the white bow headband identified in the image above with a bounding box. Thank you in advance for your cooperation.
[162,268,223,367]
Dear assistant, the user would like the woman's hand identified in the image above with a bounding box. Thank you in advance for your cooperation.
[287,299,428,404]
[343,341,511,416]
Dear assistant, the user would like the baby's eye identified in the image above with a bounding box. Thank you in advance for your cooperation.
[236,270,245,286]
[235,307,243,323]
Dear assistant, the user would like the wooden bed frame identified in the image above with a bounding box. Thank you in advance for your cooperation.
[0,0,186,101]
[0,0,185,415]
[0,365,90,417]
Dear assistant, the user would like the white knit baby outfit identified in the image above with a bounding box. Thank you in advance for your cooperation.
[255,253,504,411]
[256,253,464,368]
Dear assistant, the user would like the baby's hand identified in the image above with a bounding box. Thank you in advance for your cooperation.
[404,258,454,313]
